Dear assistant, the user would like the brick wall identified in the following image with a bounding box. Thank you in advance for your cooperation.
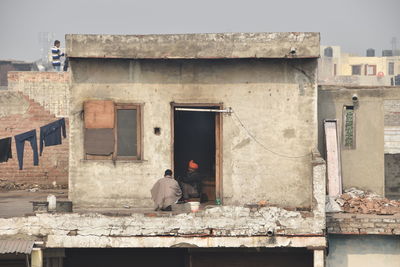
[8,71,70,117]
[327,213,400,235]
[0,91,68,186]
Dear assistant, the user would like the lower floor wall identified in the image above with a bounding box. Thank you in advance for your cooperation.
[326,235,400,267]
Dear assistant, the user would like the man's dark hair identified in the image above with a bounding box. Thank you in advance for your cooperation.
[164,169,173,176]
[54,40,60,46]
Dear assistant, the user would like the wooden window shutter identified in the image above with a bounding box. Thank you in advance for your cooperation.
[84,100,115,128]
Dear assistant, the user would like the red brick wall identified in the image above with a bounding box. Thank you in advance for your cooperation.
[0,92,68,186]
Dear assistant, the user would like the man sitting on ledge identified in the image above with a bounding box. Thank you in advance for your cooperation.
[151,169,182,211]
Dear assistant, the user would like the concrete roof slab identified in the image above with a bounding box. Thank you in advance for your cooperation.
[66,32,320,59]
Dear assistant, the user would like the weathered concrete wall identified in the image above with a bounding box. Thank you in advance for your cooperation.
[66,33,320,59]
[8,72,70,117]
[318,86,400,195]
[326,235,400,267]
[0,91,69,186]
[69,58,318,208]
[0,205,325,248]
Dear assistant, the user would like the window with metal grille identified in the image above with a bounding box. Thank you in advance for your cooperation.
[343,105,356,149]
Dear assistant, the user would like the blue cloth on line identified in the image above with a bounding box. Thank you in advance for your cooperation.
[14,130,39,170]
[0,137,12,163]
[40,118,66,156]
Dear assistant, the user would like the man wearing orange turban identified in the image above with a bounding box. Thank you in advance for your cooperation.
[180,160,203,201]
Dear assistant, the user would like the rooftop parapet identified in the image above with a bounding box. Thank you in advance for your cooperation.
[66,32,320,59]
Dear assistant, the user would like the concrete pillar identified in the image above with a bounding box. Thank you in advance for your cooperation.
[314,249,325,267]
[31,248,43,267]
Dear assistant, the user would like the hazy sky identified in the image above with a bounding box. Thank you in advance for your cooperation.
[1,0,399,61]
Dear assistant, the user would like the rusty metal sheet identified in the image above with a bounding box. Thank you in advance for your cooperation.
[84,100,114,128]
[324,120,342,197]
[84,128,114,155]
[0,240,35,254]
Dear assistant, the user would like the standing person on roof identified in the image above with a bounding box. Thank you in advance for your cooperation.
[51,40,64,71]
[180,160,203,201]
[151,169,182,211]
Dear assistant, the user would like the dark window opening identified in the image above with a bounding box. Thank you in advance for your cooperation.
[389,62,395,75]
[385,153,400,200]
[351,65,361,75]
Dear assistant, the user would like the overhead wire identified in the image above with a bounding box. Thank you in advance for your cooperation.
[231,110,311,159]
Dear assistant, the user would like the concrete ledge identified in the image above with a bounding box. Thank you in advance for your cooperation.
[45,235,326,248]
[66,32,320,59]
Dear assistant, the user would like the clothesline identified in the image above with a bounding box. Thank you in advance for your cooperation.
[0,118,67,170]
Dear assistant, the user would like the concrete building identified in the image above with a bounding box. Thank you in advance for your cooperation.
[318,46,400,86]
[0,32,327,267]
[0,60,35,90]
[319,85,400,267]
[318,85,400,198]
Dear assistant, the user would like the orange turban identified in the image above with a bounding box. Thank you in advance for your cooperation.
[188,160,199,170]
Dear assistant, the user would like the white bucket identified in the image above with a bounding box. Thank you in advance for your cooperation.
[188,201,200,212]
[47,194,56,211]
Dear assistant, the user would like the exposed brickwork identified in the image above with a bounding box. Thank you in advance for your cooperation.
[8,71,70,117]
[0,92,68,186]
[327,213,400,235]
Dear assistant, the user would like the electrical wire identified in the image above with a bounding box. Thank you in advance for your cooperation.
[232,110,311,159]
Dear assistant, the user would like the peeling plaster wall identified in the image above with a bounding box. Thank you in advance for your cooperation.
[0,205,325,248]
[8,72,70,118]
[69,58,319,208]
[0,91,29,116]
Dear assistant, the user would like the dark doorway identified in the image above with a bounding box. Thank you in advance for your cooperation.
[63,247,313,267]
[173,105,219,202]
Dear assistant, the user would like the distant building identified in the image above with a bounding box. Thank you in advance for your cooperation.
[0,60,34,89]
[318,46,400,86]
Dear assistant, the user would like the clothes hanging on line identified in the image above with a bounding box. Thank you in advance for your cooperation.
[39,118,66,156]
[0,137,12,163]
[14,129,39,170]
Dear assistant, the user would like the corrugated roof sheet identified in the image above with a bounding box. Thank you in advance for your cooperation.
[0,240,35,254]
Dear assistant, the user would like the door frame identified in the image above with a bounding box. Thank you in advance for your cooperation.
[170,102,223,202]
